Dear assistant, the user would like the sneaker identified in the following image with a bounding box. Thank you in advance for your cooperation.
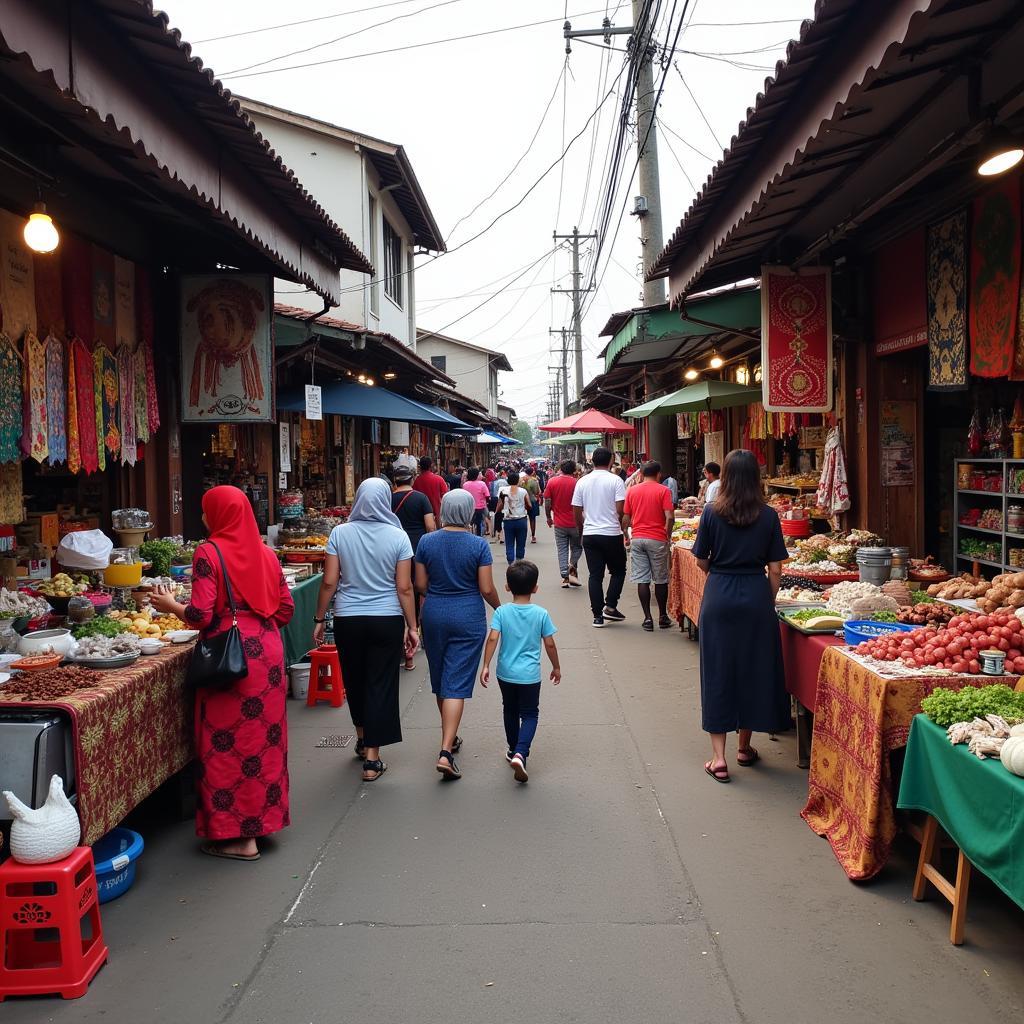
[642,618,654,632]
[510,753,529,782]
[505,749,514,763]
[592,616,605,628]
[603,606,625,622]
[659,615,673,629]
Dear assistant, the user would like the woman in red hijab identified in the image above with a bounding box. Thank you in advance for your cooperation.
[152,486,294,861]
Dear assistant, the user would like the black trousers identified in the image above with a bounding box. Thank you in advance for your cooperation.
[333,615,405,748]
[581,535,627,618]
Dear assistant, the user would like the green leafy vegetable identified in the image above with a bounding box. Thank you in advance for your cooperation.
[783,608,829,623]
[72,617,130,639]
[139,539,179,577]
[921,685,1024,727]
[870,610,899,622]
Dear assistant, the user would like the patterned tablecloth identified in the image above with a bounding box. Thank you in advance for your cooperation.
[281,573,323,667]
[801,646,1023,881]
[778,624,843,713]
[668,544,705,626]
[0,645,193,845]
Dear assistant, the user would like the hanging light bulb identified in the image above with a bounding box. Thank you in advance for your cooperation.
[23,202,59,253]
[366,378,375,386]
[977,126,1024,177]
[708,349,724,370]
[684,367,699,381]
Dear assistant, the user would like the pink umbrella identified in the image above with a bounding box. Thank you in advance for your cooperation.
[538,409,635,433]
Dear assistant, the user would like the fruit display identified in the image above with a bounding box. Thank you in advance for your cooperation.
[896,602,955,626]
[853,610,1024,675]
[0,588,50,618]
[106,608,188,638]
[37,573,88,598]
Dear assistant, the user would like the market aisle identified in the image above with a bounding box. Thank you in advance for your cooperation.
[7,527,1024,1023]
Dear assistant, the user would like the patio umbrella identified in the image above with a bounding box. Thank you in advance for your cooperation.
[621,381,762,418]
[540,432,603,445]
[538,409,635,433]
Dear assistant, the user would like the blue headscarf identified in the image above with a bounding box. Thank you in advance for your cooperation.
[347,477,401,528]
[441,488,475,528]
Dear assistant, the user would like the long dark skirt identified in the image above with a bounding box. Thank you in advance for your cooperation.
[698,572,790,734]
[334,615,405,747]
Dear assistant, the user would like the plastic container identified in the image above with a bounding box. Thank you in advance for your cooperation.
[844,620,915,645]
[103,562,143,587]
[856,546,893,586]
[289,662,311,700]
[92,827,144,903]
[888,546,909,581]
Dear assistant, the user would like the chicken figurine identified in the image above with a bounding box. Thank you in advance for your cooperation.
[3,775,80,864]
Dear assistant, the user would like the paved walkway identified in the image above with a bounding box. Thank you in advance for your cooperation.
[8,527,1024,1022]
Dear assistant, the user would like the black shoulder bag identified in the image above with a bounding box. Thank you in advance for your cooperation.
[186,541,249,691]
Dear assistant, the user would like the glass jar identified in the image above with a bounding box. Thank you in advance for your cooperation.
[67,596,96,625]
[0,618,19,653]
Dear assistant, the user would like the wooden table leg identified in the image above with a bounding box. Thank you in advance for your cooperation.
[911,814,939,901]
[950,851,973,946]
[795,701,813,770]
[911,814,973,945]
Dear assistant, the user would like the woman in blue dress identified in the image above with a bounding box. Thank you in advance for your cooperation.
[416,490,502,779]
[692,449,790,784]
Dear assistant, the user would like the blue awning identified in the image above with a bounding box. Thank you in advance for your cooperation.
[276,382,477,433]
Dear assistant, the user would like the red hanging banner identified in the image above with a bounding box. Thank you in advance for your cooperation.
[760,265,833,413]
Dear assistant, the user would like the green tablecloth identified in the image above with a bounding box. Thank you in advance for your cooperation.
[898,714,1024,910]
[281,573,322,667]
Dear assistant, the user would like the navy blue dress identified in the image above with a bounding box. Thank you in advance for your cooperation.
[692,504,791,734]
[416,530,493,699]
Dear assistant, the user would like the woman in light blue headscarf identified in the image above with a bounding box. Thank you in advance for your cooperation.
[415,489,501,779]
[314,477,418,781]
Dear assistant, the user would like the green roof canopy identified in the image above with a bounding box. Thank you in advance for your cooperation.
[622,381,763,418]
[540,433,603,445]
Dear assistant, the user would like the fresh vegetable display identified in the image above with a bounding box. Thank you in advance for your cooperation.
[855,611,1024,675]
[922,684,1024,727]
[975,571,1024,614]
[959,537,1001,561]
[139,539,180,577]
[36,573,88,598]
[782,608,829,623]
[72,617,130,639]
[870,610,899,622]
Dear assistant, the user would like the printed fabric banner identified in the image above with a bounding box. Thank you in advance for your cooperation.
[760,265,832,413]
[927,209,968,390]
[180,274,273,422]
[0,209,36,343]
[970,177,1021,377]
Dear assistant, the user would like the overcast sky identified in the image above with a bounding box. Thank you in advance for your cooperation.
[164,0,816,422]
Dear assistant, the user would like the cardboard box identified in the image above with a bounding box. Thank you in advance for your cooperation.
[27,513,59,548]
[27,558,51,580]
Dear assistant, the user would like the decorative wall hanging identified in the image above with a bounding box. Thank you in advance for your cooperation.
[760,265,832,412]
[927,209,968,390]
[0,209,36,343]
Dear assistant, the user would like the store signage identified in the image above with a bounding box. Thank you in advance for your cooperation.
[179,273,274,422]
[390,421,410,447]
[875,329,927,356]
[304,384,323,421]
[279,422,291,472]
[704,430,724,468]
[880,400,915,487]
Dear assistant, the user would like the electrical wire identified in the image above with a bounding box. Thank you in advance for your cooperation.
[672,60,722,149]
[658,120,696,194]
[657,117,716,163]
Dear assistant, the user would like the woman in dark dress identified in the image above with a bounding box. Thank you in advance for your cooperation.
[692,449,790,783]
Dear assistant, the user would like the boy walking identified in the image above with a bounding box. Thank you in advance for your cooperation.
[480,560,561,782]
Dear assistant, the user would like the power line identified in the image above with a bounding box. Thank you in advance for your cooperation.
[672,60,722,149]
[657,117,716,163]
[658,120,696,193]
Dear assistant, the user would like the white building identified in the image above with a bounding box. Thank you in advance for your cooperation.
[240,99,445,348]
[415,329,512,419]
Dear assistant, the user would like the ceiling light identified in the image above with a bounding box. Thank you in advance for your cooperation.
[684,368,699,381]
[708,350,724,370]
[366,378,375,386]
[23,202,59,253]
[383,371,397,379]
[978,127,1024,176]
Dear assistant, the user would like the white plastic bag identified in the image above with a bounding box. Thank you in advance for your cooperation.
[56,530,113,569]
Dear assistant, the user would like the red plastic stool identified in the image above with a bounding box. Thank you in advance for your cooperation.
[306,644,346,707]
[0,846,108,1001]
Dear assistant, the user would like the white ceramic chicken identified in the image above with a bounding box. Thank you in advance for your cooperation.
[3,775,81,864]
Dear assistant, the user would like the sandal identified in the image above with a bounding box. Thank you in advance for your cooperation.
[200,842,260,862]
[436,749,462,779]
[737,747,760,767]
[704,761,731,784]
[362,759,388,781]
[403,659,416,671]
[451,735,463,754]
[354,741,367,761]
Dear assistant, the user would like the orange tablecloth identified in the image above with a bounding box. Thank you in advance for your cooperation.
[801,646,1023,881]
[0,645,193,845]
[668,544,705,625]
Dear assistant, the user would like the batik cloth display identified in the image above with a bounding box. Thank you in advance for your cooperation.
[67,338,81,474]
[760,265,832,412]
[45,333,67,464]
[0,332,22,463]
[0,462,23,522]
[117,343,137,466]
[22,331,48,463]
[134,343,149,443]
[969,178,1021,378]
[927,209,968,390]
[94,345,119,469]
[71,337,98,474]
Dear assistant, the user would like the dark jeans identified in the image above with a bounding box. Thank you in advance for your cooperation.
[472,508,487,535]
[334,615,405,748]
[582,534,627,618]
[499,680,541,757]
[504,517,528,561]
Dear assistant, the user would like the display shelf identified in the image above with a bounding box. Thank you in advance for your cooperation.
[956,524,1004,536]
[955,489,1004,497]
[953,459,1024,578]
[955,554,1005,569]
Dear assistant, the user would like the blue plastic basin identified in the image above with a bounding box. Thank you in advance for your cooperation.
[844,620,916,646]
[92,827,144,903]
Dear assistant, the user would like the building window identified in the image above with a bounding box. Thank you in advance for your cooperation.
[368,192,380,317]
[384,218,403,308]
[430,355,447,373]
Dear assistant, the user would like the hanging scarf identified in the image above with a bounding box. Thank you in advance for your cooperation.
[0,332,22,464]
[143,338,159,436]
[0,462,22,522]
[71,338,98,474]
[816,426,851,515]
[44,334,66,465]
[93,344,119,469]
[117,343,137,466]
[22,332,48,463]
[134,343,149,443]
[67,339,80,474]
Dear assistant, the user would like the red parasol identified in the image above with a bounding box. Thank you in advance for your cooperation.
[538,409,635,433]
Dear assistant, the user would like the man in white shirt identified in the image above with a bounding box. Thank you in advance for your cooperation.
[703,462,721,504]
[572,446,627,628]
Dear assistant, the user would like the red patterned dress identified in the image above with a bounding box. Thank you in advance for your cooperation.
[184,547,295,840]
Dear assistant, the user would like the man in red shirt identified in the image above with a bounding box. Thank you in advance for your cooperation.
[544,459,582,589]
[622,461,675,630]
[412,455,448,521]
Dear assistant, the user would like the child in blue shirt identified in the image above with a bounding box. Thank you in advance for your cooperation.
[480,560,560,783]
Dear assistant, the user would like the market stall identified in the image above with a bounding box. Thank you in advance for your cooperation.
[668,545,705,632]
[281,574,323,668]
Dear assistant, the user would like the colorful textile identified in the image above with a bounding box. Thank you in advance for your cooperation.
[1014,276,1024,381]
[777,624,842,714]
[117,344,137,466]
[91,245,115,349]
[0,646,194,846]
[898,715,1024,911]
[22,331,48,463]
[815,426,851,515]
[667,544,705,626]
[761,265,832,412]
[144,337,159,436]
[113,256,135,350]
[33,250,64,339]
[134,343,149,443]
[61,234,93,338]
[94,344,119,467]
[0,462,23,522]
[0,332,22,463]
[44,333,66,464]
[70,338,98,474]
[801,647,1021,880]
[0,208,36,342]
[66,338,80,473]
[185,545,294,840]
[969,178,1021,377]
[872,228,928,355]
[927,209,968,390]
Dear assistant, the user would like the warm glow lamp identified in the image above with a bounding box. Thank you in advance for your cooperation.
[978,127,1024,177]
[23,202,59,253]
[708,350,724,369]
[684,367,699,381]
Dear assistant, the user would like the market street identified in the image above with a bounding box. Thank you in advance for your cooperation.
[8,530,1024,1023]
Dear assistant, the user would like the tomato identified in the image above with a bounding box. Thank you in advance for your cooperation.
[1009,648,1022,661]
[999,638,1011,651]
[1010,619,1022,632]
[978,616,991,629]
[953,659,968,673]
[969,659,981,673]
[933,647,946,660]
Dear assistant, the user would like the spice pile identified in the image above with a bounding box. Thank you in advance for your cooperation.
[4,666,97,701]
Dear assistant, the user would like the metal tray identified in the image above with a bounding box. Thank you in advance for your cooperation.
[778,611,843,636]
[71,652,141,669]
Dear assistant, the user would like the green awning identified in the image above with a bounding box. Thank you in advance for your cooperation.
[540,433,603,445]
[623,381,762,417]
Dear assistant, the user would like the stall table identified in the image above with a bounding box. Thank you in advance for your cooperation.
[778,623,843,766]
[668,545,705,634]
[801,646,1023,881]
[0,645,193,845]
[898,714,1024,944]
[281,573,323,667]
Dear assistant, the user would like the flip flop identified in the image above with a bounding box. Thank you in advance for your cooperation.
[201,842,260,862]
[704,761,731,784]
[737,747,760,767]
[403,659,416,671]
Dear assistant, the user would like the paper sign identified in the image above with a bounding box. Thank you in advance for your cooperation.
[278,472,288,488]
[305,384,323,421]
[279,422,291,472]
